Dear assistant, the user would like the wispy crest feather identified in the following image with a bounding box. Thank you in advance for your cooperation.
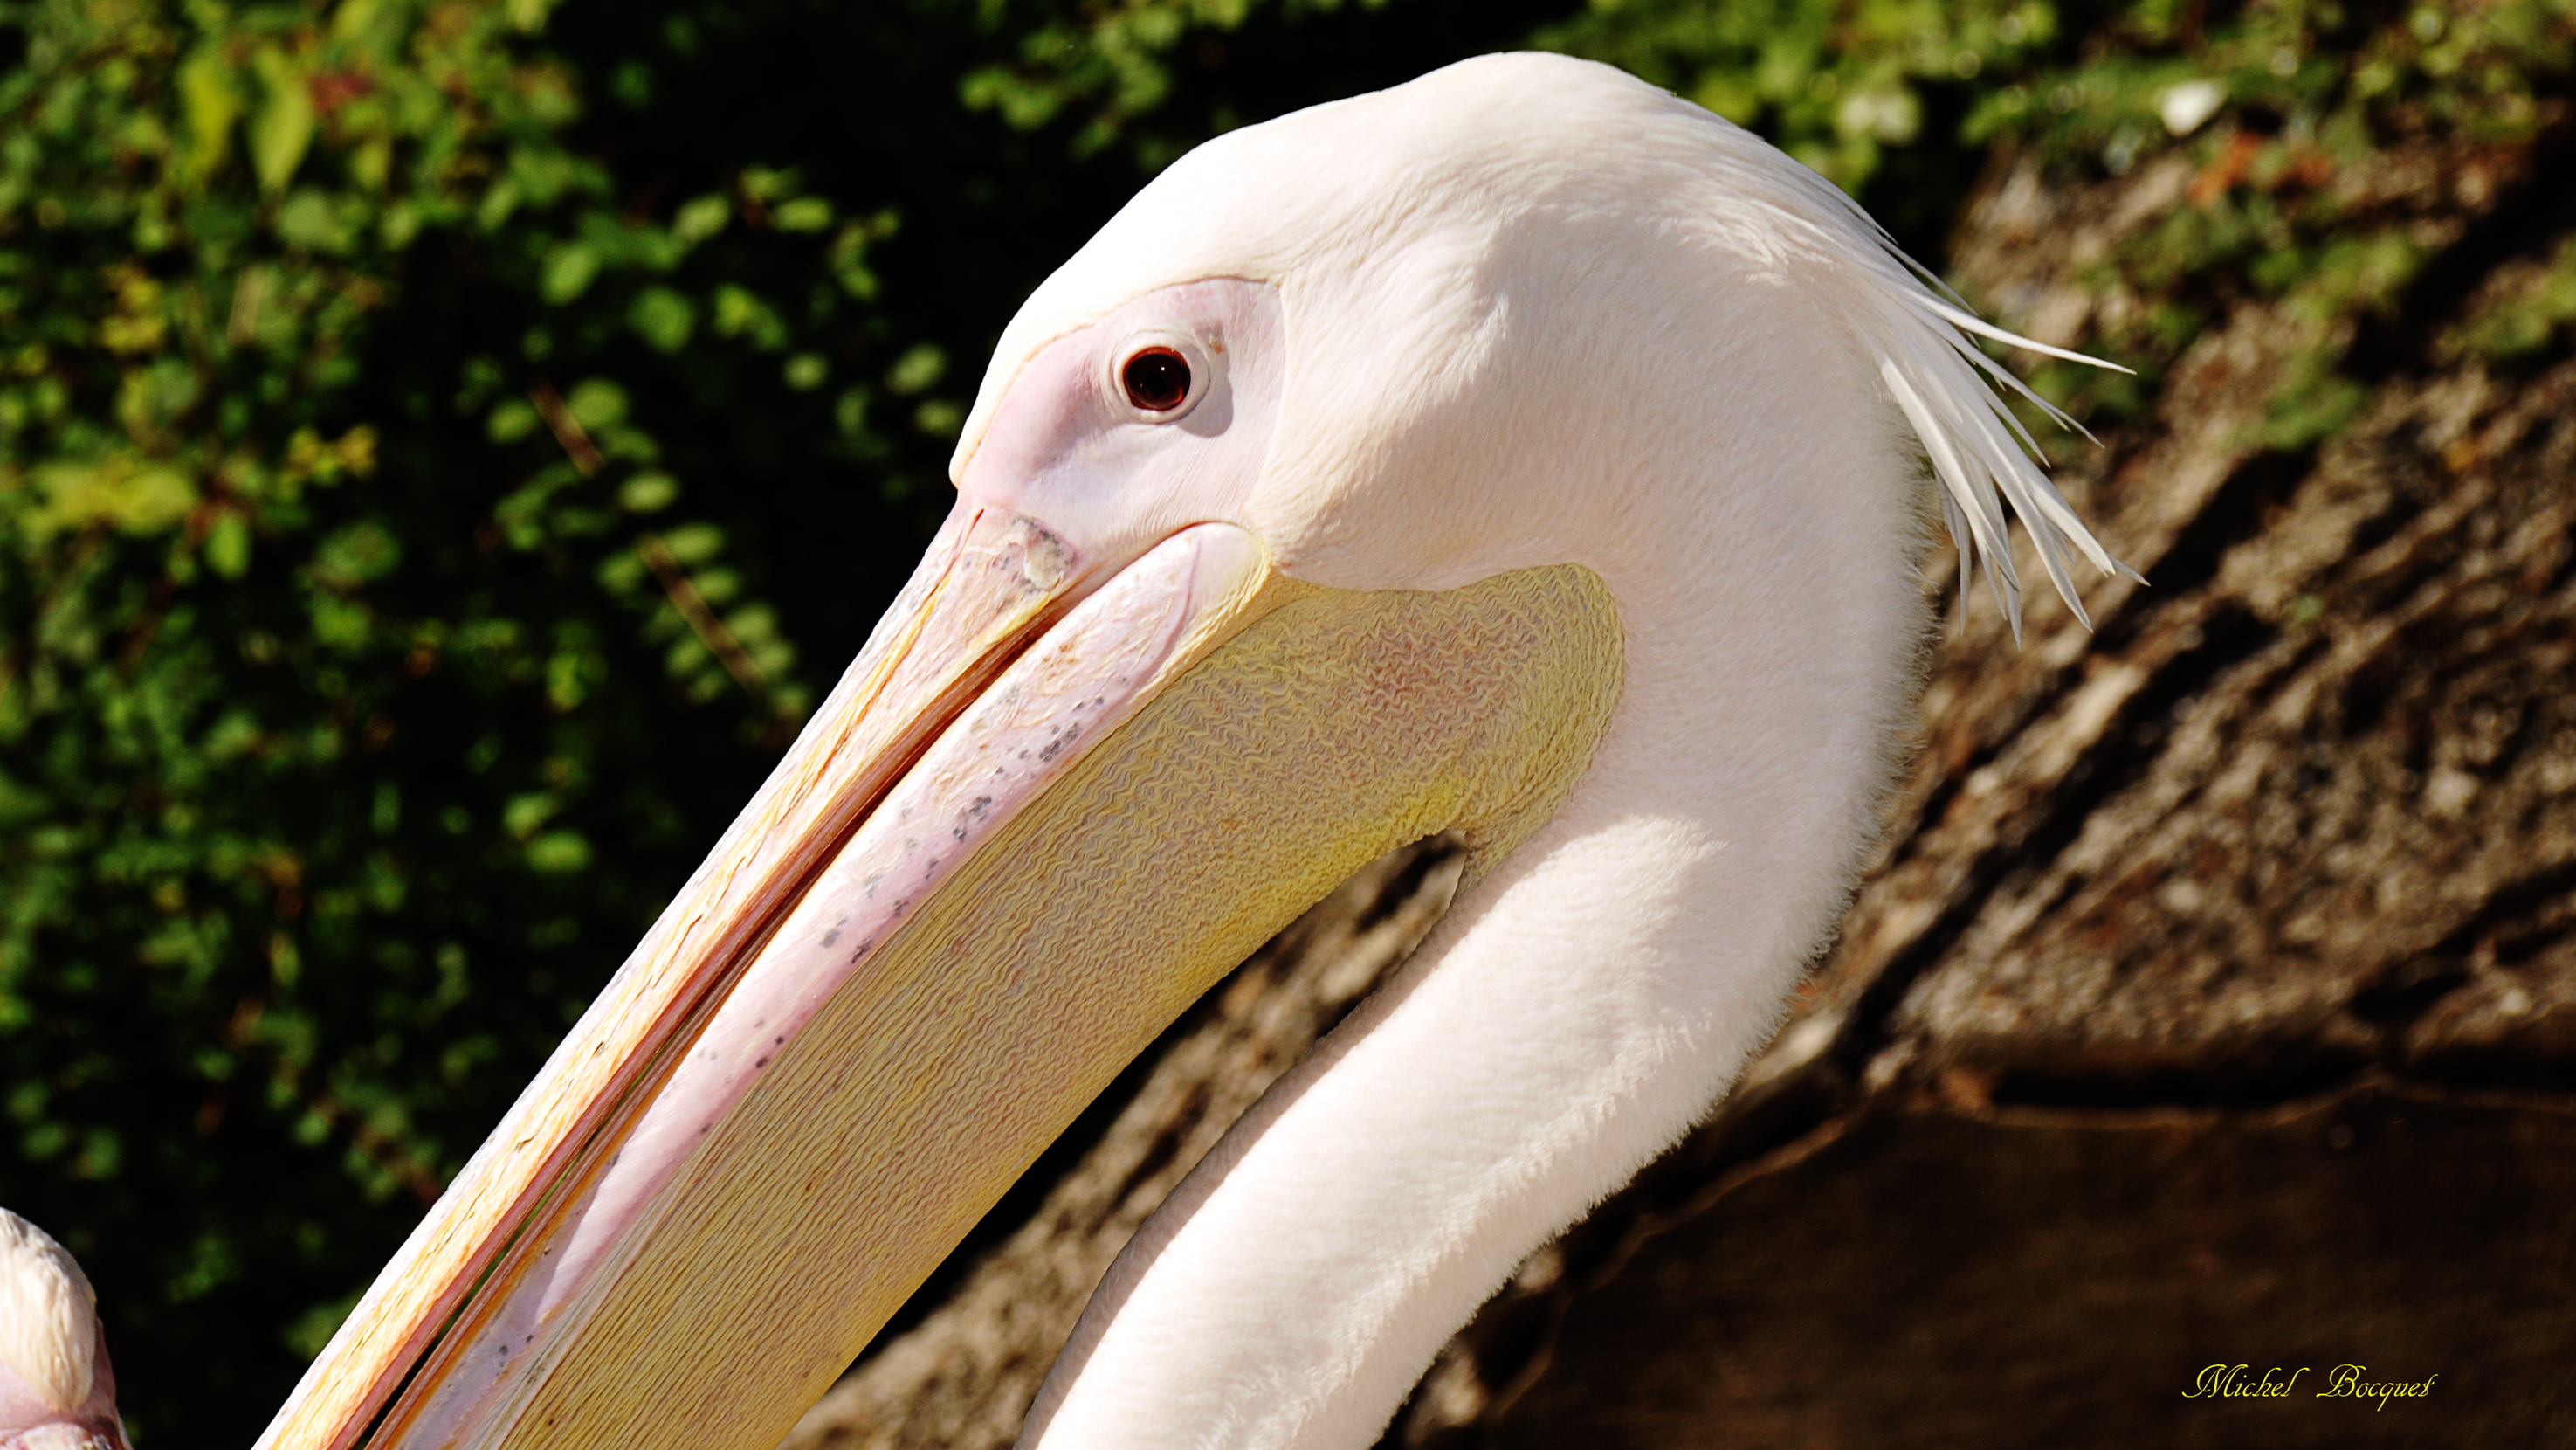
[1706,133,2138,641]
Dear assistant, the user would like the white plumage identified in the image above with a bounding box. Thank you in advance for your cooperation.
[959,52,2121,1447]
[261,51,2125,1450]
[0,1209,127,1450]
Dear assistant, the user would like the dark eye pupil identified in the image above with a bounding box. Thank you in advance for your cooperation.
[1121,348,1191,412]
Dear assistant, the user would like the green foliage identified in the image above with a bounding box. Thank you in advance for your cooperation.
[0,0,1561,1440]
[1545,0,2063,190]
[1,0,2569,1443]
[0,3,860,1437]
[2449,233,2576,359]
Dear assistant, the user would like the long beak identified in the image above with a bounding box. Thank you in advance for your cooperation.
[256,504,1622,1450]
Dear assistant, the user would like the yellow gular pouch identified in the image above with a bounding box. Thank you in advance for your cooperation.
[497,560,1622,1450]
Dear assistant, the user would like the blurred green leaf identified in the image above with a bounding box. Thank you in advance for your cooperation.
[672,193,730,246]
[28,454,196,536]
[275,190,359,253]
[564,378,628,430]
[488,399,540,444]
[248,46,316,194]
[628,287,696,352]
[543,243,601,302]
[205,511,252,579]
[177,47,241,180]
[885,342,945,397]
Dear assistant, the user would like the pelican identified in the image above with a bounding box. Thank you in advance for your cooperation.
[1,1209,129,1450]
[258,52,2121,1450]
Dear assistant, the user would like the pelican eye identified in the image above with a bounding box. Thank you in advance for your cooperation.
[1120,347,1192,413]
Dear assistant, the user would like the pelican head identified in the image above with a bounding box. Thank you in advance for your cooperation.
[1,1210,129,1450]
[260,52,2118,1450]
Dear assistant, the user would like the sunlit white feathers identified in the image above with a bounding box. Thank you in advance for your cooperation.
[0,1211,98,1419]
[961,52,2130,639]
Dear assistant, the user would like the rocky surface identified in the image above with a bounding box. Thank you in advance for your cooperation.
[782,116,2576,1450]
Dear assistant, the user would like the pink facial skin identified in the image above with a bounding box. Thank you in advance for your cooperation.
[955,278,1285,577]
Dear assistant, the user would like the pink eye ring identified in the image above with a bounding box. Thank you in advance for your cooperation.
[1120,346,1192,413]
